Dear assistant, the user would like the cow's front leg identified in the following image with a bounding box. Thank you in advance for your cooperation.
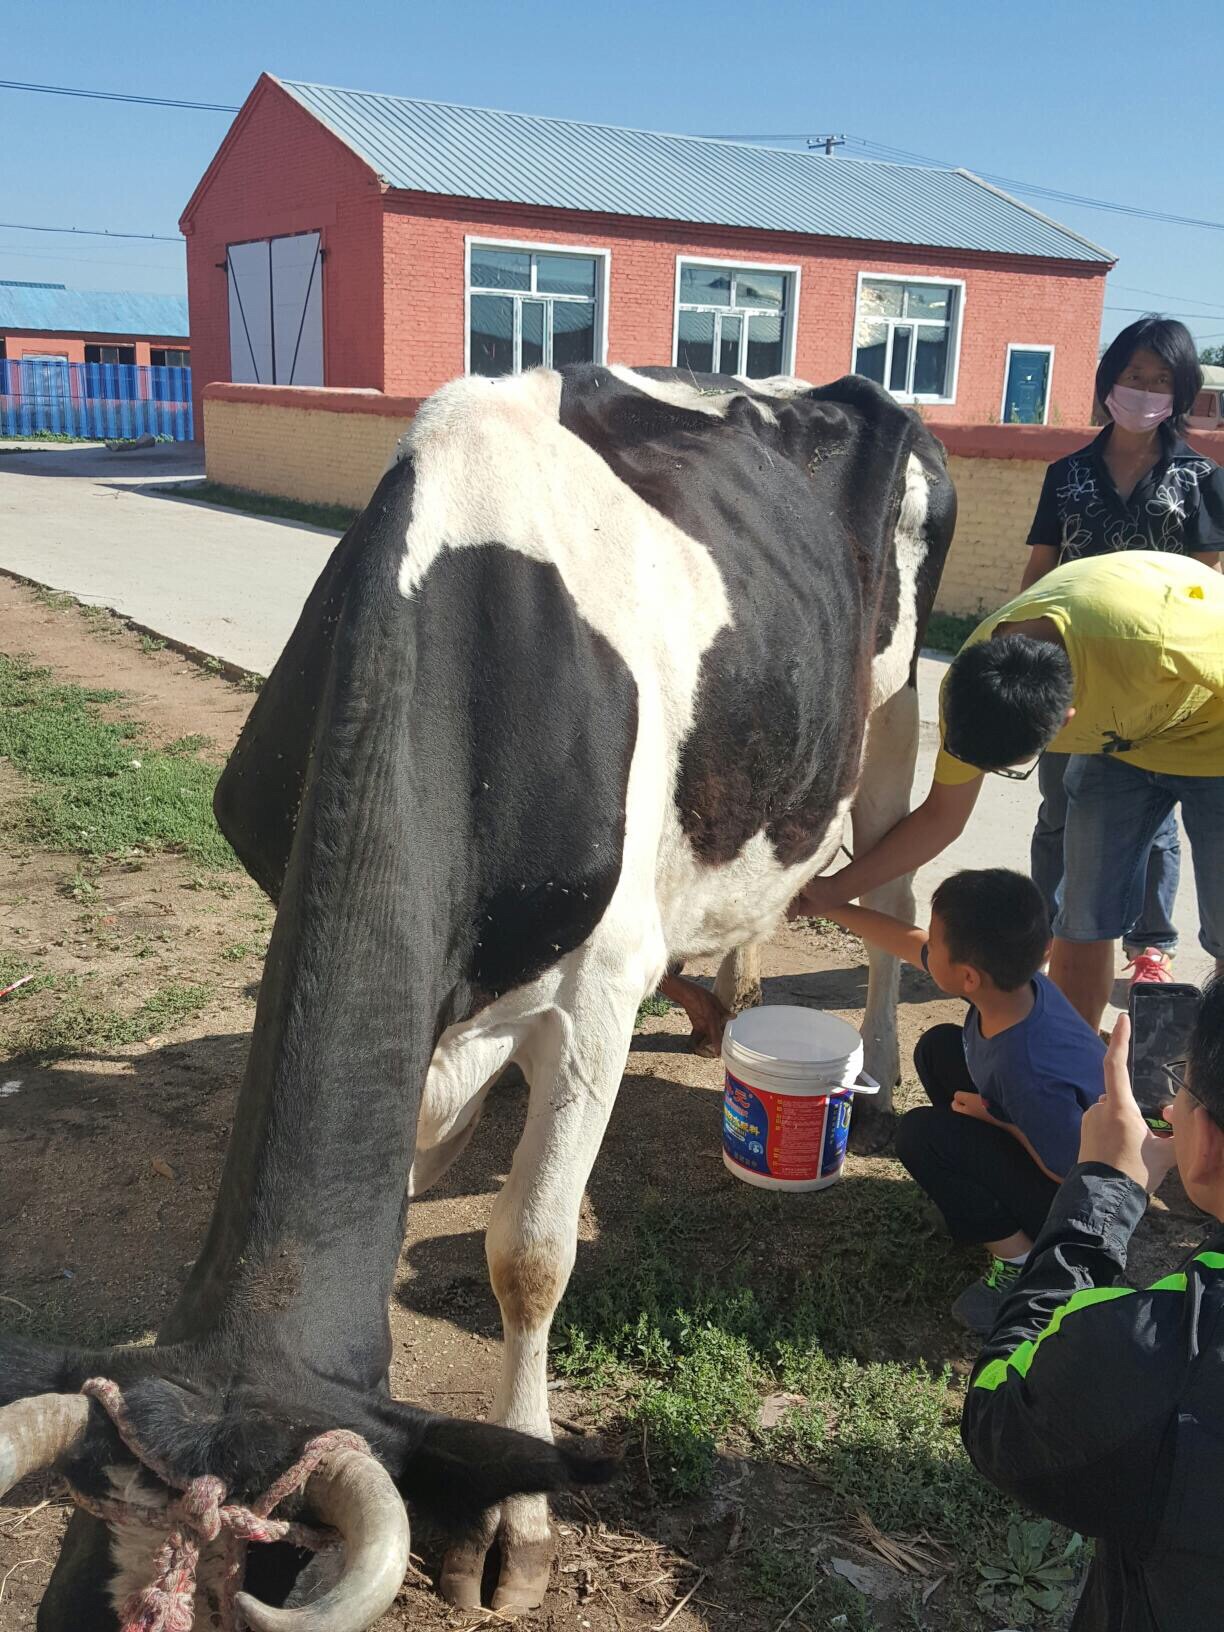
[438,995,632,1614]
[850,682,920,1136]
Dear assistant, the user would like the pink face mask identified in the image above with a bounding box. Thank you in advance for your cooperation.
[1106,383,1174,433]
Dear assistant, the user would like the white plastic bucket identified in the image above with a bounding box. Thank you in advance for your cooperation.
[721,1005,879,1191]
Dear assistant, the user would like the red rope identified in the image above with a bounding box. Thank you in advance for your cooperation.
[67,1377,373,1632]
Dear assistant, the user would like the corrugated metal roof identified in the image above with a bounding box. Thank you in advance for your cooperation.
[0,285,188,339]
[278,78,1113,264]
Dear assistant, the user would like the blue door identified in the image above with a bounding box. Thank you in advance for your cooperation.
[1003,349,1051,424]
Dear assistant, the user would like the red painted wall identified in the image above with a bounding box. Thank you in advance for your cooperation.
[1,334,188,365]
[180,76,386,430]
[382,196,1106,422]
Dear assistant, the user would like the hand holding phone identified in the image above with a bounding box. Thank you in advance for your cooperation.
[1078,1015,1181,1192]
[1128,982,1202,1132]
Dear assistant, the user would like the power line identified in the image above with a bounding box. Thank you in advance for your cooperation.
[1105,303,1224,320]
[0,78,238,112]
[0,244,183,271]
[0,221,181,243]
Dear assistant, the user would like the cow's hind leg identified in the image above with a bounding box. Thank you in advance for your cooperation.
[713,943,762,1015]
[438,973,639,1614]
[851,682,920,1135]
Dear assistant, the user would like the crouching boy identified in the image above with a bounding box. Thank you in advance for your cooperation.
[826,869,1105,1334]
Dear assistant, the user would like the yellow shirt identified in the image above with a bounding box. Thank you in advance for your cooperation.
[934,553,1224,786]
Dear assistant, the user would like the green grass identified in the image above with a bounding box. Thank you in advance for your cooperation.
[551,1193,1071,1616]
[636,991,673,1024]
[923,611,981,655]
[0,654,236,867]
[171,480,358,534]
[2,981,210,1063]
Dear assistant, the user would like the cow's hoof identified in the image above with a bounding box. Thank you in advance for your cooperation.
[438,1529,496,1609]
[849,1104,896,1156]
[492,1534,556,1615]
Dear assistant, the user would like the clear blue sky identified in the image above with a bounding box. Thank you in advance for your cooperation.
[6,0,1224,354]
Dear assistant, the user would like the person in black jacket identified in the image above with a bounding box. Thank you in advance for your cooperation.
[961,975,1224,1630]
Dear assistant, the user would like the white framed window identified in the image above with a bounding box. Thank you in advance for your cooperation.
[466,239,609,377]
[673,258,800,378]
[1000,343,1054,425]
[851,273,964,403]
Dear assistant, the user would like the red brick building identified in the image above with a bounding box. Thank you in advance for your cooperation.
[181,75,1112,437]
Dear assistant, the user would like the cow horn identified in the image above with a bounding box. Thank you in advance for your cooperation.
[0,1393,92,1496]
[235,1445,410,1632]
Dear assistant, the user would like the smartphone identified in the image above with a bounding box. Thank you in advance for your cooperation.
[1128,982,1201,1131]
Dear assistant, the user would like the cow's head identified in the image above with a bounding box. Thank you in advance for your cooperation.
[0,457,612,1627]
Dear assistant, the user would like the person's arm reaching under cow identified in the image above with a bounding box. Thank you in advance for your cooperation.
[822,903,929,970]
[792,774,984,917]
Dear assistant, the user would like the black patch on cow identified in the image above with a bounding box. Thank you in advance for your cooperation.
[558,367,954,866]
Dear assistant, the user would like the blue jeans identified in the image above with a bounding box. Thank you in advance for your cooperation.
[1053,754,1224,960]
[1032,752,1180,955]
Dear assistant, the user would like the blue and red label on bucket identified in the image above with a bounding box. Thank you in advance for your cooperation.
[723,1070,851,1183]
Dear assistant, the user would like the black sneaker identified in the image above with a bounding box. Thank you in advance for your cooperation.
[951,1256,1024,1337]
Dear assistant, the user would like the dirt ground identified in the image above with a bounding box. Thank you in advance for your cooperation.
[0,580,1206,1630]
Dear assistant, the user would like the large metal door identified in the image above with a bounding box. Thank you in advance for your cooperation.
[227,231,323,386]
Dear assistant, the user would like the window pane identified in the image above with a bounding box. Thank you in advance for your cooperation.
[745,313,783,377]
[860,279,903,319]
[680,263,731,307]
[536,253,596,298]
[904,283,953,321]
[677,308,716,372]
[734,268,785,310]
[914,328,950,396]
[854,319,888,384]
[552,299,596,366]
[471,247,531,291]
[470,294,516,376]
[890,325,913,392]
[522,301,545,371]
[719,314,742,375]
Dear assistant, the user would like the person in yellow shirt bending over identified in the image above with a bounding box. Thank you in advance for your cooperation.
[794,552,1224,1033]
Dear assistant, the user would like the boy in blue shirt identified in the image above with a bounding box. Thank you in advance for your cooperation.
[826,868,1105,1334]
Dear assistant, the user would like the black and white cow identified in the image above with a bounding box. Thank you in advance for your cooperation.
[0,365,952,1627]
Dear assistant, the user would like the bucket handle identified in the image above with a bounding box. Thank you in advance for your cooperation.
[850,1071,880,1096]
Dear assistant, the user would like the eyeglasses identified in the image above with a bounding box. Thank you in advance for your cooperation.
[1159,1058,1190,1096]
[945,748,1043,781]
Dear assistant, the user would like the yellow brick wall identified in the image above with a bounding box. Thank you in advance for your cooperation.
[205,397,1048,617]
[935,455,1046,616]
[204,399,413,512]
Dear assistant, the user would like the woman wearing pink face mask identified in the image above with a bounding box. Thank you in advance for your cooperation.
[1021,317,1224,984]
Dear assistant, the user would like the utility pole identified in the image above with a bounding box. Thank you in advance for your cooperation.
[809,134,845,156]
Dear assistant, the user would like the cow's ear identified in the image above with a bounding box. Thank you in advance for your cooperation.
[213,528,356,903]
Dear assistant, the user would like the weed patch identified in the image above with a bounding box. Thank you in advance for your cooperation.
[923,611,981,655]
[169,480,358,534]
[2,981,210,1062]
[0,654,235,867]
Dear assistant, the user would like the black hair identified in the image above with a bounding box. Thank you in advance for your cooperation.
[1189,974,1224,1126]
[943,635,1073,772]
[1096,315,1203,430]
[931,869,1050,991]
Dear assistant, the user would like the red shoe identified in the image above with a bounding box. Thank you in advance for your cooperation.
[1125,947,1174,985]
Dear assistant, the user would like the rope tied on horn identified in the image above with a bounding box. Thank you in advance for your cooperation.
[67,1378,372,1632]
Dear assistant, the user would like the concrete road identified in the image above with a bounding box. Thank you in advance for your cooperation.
[0,443,1212,989]
[0,442,335,676]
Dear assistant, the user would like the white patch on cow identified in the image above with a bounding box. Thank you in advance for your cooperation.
[606,364,785,423]
[869,453,931,711]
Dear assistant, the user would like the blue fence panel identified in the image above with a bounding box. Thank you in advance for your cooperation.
[0,360,193,441]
